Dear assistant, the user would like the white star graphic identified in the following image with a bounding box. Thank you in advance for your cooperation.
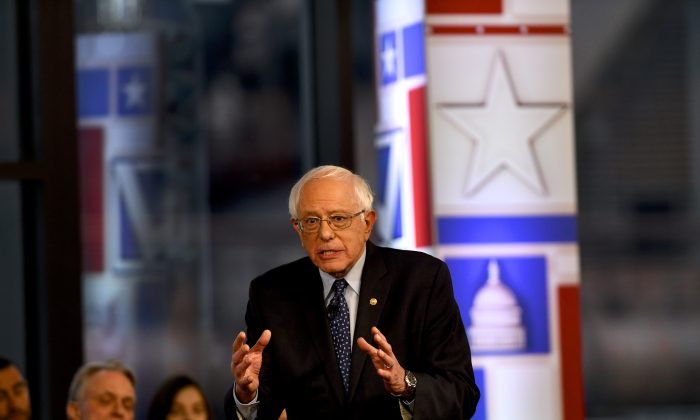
[438,52,567,196]
[123,73,147,109]
[381,36,397,78]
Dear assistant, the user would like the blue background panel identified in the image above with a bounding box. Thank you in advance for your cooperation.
[447,256,550,355]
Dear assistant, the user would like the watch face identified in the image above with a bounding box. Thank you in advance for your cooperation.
[406,370,417,388]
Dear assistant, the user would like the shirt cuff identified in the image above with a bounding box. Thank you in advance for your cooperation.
[233,386,259,420]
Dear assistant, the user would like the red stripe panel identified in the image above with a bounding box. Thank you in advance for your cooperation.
[79,127,104,273]
[430,25,569,36]
[408,86,432,247]
[558,285,585,420]
[427,0,502,14]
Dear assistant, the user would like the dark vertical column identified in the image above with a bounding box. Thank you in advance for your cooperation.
[19,1,84,418]
[302,0,355,168]
[687,0,700,219]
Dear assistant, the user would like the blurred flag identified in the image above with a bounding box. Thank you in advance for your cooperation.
[375,0,432,250]
[76,32,164,361]
[76,32,164,275]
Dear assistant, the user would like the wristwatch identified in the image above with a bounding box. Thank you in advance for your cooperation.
[392,369,417,400]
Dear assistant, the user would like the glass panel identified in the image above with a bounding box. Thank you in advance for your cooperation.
[74,1,303,418]
[0,182,25,368]
[0,2,20,161]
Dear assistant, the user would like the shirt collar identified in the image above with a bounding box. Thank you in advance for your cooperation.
[320,246,366,299]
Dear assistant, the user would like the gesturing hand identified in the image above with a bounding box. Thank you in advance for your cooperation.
[231,330,271,403]
[357,326,407,397]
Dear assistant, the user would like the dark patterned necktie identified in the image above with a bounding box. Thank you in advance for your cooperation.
[329,278,351,393]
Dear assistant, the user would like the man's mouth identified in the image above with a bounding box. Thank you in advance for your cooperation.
[319,250,340,256]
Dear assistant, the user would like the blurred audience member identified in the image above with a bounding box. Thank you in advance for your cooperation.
[147,375,210,420]
[66,360,135,420]
[0,357,30,420]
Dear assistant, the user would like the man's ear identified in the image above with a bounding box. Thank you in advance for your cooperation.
[66,401,81,420]
[363,210,377,233]
[291,219,303,237]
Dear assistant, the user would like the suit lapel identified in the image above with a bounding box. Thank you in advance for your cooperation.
[299,260,347,405]
[349,242,391,401]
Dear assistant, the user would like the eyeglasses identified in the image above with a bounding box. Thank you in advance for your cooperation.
[296,210,365,233]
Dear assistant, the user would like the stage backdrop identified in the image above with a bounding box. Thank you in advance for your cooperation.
[375,1,584,419]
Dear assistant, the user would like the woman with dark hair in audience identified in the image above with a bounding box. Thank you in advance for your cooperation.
[148,375,210,420]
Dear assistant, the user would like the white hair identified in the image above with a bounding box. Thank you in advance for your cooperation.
[288,165,374,219]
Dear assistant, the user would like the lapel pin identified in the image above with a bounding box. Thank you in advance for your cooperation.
[370,298,378,306]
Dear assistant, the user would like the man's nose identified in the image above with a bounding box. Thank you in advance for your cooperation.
[318,219,336,239]
[111,403,126,418]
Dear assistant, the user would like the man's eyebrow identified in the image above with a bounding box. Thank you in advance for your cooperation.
[303,209,353,216]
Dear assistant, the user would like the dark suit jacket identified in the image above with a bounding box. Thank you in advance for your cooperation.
[225,241,479,420]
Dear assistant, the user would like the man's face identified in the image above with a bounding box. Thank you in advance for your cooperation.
[67,370,135,420]
[293,177,375,278]
[0,365,31,420]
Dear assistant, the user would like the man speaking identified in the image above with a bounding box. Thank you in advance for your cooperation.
[226,166,479,419]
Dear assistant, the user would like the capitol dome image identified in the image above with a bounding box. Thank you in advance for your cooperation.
[468,259,526,351]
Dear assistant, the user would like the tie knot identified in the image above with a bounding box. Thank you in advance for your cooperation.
[333,278,348,295]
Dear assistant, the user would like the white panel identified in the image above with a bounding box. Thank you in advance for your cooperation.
[511,0,569,18]
[488,363,561,420]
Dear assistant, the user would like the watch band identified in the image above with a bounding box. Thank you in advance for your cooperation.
[391,369,417,399]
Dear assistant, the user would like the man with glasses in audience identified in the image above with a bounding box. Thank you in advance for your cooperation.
[66,360,135,420]
[0,357,31,420]
[227,165,479,419]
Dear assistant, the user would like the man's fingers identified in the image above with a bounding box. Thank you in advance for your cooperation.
[358,337,389,369]
[373,329,394,356]
[358,334,393,364]
[356,337,377,354]
[232,330,269,368]
[237,374,256,389]
[371,326,387,343]
[232,344,250,365]
[360,328,406,395]
[375,367,392,379]
[371,327,390,350]
[233,354,253,379]
[377,348,394,367]
[232,331,247,352]
[250,329,272,353]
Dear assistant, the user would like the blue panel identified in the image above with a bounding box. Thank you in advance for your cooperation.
[472,368,487,420]
[402,22,425,78]
[393,183,402,239]
[448,256,550,355]
[379,31,398,86]
[117,67,152,116]
[377,145,390,204]
[77,69,110,117]
[438,215,577,244]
